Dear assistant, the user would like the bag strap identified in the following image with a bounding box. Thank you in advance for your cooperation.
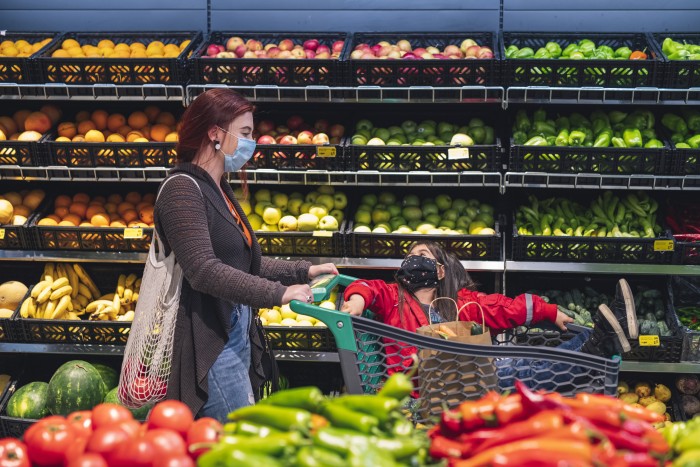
[457,301,487,329]
[427,297,459,325]
[152,173,203,256]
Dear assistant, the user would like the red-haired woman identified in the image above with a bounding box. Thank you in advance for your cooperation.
[154,89,337,421]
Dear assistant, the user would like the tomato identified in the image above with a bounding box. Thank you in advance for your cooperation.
[66,411,93,440]
[0,438,30,467]
[114,419,143,438]
[24,418,75,467]
[91,404,132,431]
[185,418,222,460]
[23,416,66,444]
[153,454,195,467]
[143,429,186,458]
[65,454,107,467]
[62,437,87,467]
[85,426,131,457]
[106,438,155,467]
[147,401,193,436]
[121,377,166,407]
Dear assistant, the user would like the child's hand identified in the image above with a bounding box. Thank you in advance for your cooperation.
[555,309,575,331]
[341,294,365,316]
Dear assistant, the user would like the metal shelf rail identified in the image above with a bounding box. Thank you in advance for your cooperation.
[504,172,700,191]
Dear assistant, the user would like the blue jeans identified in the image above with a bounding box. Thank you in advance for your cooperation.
[496,329,592,391]
[197,304,255,422]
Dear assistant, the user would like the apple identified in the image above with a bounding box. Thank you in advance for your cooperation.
[257,135,275,145]
[246,39,263,52]
[276,125,290,135]
[243,51,257,58]
[422,53,434,60]
[264,43,276,51]
[329,124,344,138]
[305,49,316,59]
[287,115,304,131]
[378,41,391,47]
[315,52,330,59]
[413,47,427,57]
[478,48,494,59]
[226,36,244,51]
[267,47,281,58]
[402,52,417,60]
[466,45,480,58]
[388,50,401,59]
[279,135,297,145]
[279,39,294,51]
[460,39,477,53]
[288,199,304,216]
[444,45,461,57]
[329,209,344,224]
[255,50,267,58]
[297,131,314,144]
[371,44,382,55]
[332,41,344,54]
[303,39,319,51]
[278,215,298,232]
[314,119,329,133]
[207,44,220,57]
[312,133,329,145]
[318,215,339,231]
[397,40,412,52]
[315,194,335,211]
[379,45,393,57]
[426,46,440,55]
[298,213,319,232]
[291,49,305,59]
[216,51,234,58]
[350,50,364,59]
[257,120,274,134]
[356,43,370,52]
[309,205,328,219]
[279,50,292,59]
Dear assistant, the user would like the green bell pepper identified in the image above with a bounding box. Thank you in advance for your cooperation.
[594,131,612,148]
[612,137,627,148]
[568,130,587,146]
[555,129,570,146]
[671,133,686,144]
[624,113,647,130]
[676,142,692,149]
[662,113,688,135]
[683,110,700,132]
[525,136,548,146]
[505,45,519,58]
[562,44,578,57]
[556,116,571,130]
[533,121,557,136]
[641,128,657,142]
[592,118,610,136]
[623,128,643,148]
[569,51,585,60]
[570,113,590,128]
[515,110,531,132]
[687,134,700,149]
[545,41,562,58]
[597,45,615,59]
[578,40,595,57]
[534,48,552,59]
[643,139,663,148]
[533,108,547,123]
[668,50,691,60]
[546,136,557,145]
[514,47,535,59]
[609,111,628,125]
[662,37,680,56]
[615,46,632,59]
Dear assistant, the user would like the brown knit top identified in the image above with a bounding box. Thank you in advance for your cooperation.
[154,163,311,414]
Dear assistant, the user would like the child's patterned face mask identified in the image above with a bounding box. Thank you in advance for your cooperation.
[395,255,440,292]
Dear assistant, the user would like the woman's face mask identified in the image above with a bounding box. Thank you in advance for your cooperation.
[395,254,440,292]
[217,126,256,172]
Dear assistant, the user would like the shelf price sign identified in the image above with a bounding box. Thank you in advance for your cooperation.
[653,240,674,252]
[639,335,660,347]
[316,146,336,158]
[312,230,333,237]
[448,147,470,160]
[0,229,4,240]
[123,228,144,239]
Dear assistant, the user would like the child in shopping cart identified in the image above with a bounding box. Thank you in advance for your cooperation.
[340,241,638,386]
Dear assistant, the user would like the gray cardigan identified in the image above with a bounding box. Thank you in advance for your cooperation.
[154,163,311,414]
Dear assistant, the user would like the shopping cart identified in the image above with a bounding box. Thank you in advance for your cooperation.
[292,274,620,425]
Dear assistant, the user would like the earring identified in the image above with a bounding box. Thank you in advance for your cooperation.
[213,140,221,150]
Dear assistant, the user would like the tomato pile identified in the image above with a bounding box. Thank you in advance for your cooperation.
[0,400,221,467]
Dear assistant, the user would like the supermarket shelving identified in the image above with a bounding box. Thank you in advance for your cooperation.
[504,172,700,191]
[0,83,186,102]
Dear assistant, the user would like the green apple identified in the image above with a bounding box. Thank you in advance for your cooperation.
[387,205,401,218]
[356,119,373,132]
[354,210,371,225]
[278,215,298,232]
[289,191,304,200]
[309,205,328,219]
[443,209,459,222]
[254,201,272,217]
[426,213,442,226]
[439,220,456,229]
[239,199,252,216]
[422,197,434,206]
[479,227,496,235]
[357,129,372,140]
[417,126,435,138]
[263,206,282,225]
[422,142,435,146]
[427,135,440,143]
[317,185,334,195]
[352,135,368,145]
[451,198,468,213]
[411,139,425,146]
[260,308,281,324]
[353,225,371,233]
[298,213,319,231]
[408,219,421,230]
[422,203,439,217]
[429,228,445,235]
[476,212,495,227]
[254,189,271,203]
[469,220,487,235]
[387,138,403,146]
[390,217,407,231]
[372,225,390,234]
[374,128,391,142]
[260,223,279,232]
[318,215,339,231]
[469,118,485,128]
[437,122,455,135]
[315,194,335,211]
[329,209,345,224]
[420,119,437,129]
[367,137,385,145]
[371,209,391,224]
[333,192,347,209]
[281,318,298,327]
[248,213,263,230]
[402,206,422,221]
[305,191,319,203]
[435,194,453,212]
[403,195,420,207]
[456,216,472,230]
[455,228,468,235]
[450,133,474,146]
[233,187,244,199]
[300,202,312,214]
[388,126,404,136]
[457,125,470,135]
[479,203,494,215]
[360,194,378,207]
[393,226,413,234]
[401,120,417,134]
[390,133,407,144]
[378,192,397,206]
[417,223,435,234]
[288,198,304,216]
[272,193,288,210]
[439,132,453,143]
[470,126,486,144]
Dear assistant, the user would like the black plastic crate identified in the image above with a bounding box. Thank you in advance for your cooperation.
[32,224,153,252]
[673,237,700,265]
[349,220,501,260]
[508,138,669,175]
[346,32,499,87]
[501,32,661,88]
[511,221,676,264]
[192,32,348,86]
[265,327,335,352]
[252,143,345,171]
[651,33,700,89]
[0,220,35,251]
[255,221,346,257]
[47,135,176,168]
[0,32,59,83]
[668,146,700,176]
[36,31,201,85]
[668,276,700,363]
[17,311,131,346]
[0,133,49,166]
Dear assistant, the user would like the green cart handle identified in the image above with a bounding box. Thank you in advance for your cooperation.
[290,300,358,353]
[309,273,359,302]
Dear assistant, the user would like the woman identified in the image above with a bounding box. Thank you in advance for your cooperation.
[341,241,637,384]
[154,89,337,421]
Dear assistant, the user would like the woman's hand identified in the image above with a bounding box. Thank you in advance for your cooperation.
[281,284,314,305]
[340,294,365,316]
[308,263,339,280]
[555,306,575,331]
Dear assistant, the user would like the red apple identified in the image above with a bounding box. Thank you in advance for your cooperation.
[303,39,319,51]
[312,133,329,145]
[315,52,330,59]
[216,51,234,58]
[378,41,391,47]
[316,45,330,55]
[370,44,382,55]
[329,124,344,138]
[350,50,364,59]
[279,39,295,51]
[287,115,304,131]
[433,54,446,60]
[402,52,417,60]
[243,50,257,58]
[355,43,370,51]
[396,40,412,52]
[379,45,393,57]
[255,50,267,58]
[234,45,247,58]
[413,47,427,57]
[206,44,220,57]
[291,49,305,59]
[246,39,263,51]
[422,53,434,60]
[466,45,480,58]
[361,52,375,60]
[305,49,316,59]
[264,43,276,51]
[314,119,329,133]
[444,45,461,56]
[226,36,244,51]
[257,120,275,134]
[388,50,401,59]
[460,39,477,53]
[279,135,298,145]
[279,50,292,59]
[297,131,314,144]
[267,47,281,58]
[332,41,344,54]
[478,48,494,59]
[257,135,276,144]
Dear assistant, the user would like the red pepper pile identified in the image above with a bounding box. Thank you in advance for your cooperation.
[428,381,669,467]
[0,400,222,467]
[667,203,700,237]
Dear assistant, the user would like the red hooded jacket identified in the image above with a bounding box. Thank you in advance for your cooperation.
[343,279,558,375]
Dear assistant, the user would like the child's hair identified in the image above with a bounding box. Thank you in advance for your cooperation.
[397,241,477,324]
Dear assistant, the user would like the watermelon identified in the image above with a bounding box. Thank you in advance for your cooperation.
[46,360,107,416]
[6,381,50,419]
[91,363,119,391]
[104,387,152,420]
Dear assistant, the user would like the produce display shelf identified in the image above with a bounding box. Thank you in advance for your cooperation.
[505,86,700,106]
[0,83,186,102]
[505,261,700,276]
[503,172,700,191]
[619,361,700,374]
[186,84,505,105]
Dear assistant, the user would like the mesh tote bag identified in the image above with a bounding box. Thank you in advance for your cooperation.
[118,174,200,408]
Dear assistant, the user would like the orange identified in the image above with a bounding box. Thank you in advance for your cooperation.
[23,190,45,210]
[40,105,62,125]
[84,129,106,143]
[97,39,115,50]
[126,131,144,143]
[142,193,156,204]
[67,48,86,57]
[155,112,176,127]
[86,205,105,219]
[128,221,149,228]
[107,113,126,132]
[54,195,72,208]
[62,39,80,50]
[38,217,59,226]
[117,125,133,137]
[130,42,146,50]
[136,201,151,212]
[110,220,126,228]
[13,110,31,131]
[139,206,154,224]
[104,203,118,214]
[46,214,62,223]
[61,214,81,226]
[18,131,42,142]
[143,105,160,123]
[130,49,147,58]
[122,209,139,223]
[54,206,69,218]
[73,193,90,204]
[107,193,123,204]
[106,134,125,143]
[91,110,109,130]
[72,135,85,142]
[0,116,18,136]
[125,192,141,205]
[13,205,32,217]
[75,111,91,122]
[57,122,77,139]
[56,136,71,142]
[139,125,151,140]
[24,112,51,133]
[58,220,75,227]
[117,201,135,215]
[79,222,93,227]
[77,120,96,135]
[133,137,149,143]
[127,111,148,130]
[108,213,121,222]
[69,202,88,219]
[92,195,107,204]
[90,213,110,227]
[0,129,6,141]
[114,43,130,52]
[149,124,170,142]
[165,132,178,142]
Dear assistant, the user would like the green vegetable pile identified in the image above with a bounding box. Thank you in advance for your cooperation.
[515,191,663,238]
[505,39,644,60]
[634,286,673,337]
[676,306,700,331]
[661,111,700,149]
[661,37,700,61]
[513,108,664,149]
[528,286,609,328]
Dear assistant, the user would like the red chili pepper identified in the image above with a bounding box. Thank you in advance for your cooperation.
[598,427,650,452]
[545,421,598,444]
[514,380,569,416]
[569,406,624,429]
[615,452,659,467]
[592,440,618,466]
[452,439,593,467]
[491,451,593,467]
[430,435,471,460]
[474,410,564,454]
[494,394,525,425]
[456,428,501,445]
[441,410,462,435]
[622,420,670,455]
[458,392,499,431]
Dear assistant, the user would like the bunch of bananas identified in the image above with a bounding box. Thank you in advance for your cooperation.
[86,273,140,322]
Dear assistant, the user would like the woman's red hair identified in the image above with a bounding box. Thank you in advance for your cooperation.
[176,88,254,196]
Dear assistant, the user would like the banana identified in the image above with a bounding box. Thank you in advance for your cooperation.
[51,295,72,319]
[75,294,89,308]
[134,278,142,289]
[117,274,126,297]
[36,285,53,305]
[55,263,66,279]
[65,263,80,298]
[125,274,137,288]
[31,280,51,299]
[86,300,114,314]
[123,288,133,303]
[118,311,135,322]
[50,286,72,301]
[78,284,93,299]
[51,278,70,291]
[43,300,56,320]
[20,298,30,318]
[71,298,81,311]
[67,299,73,312]
[73,264,100,298]
[131,291,139,303]
[112,294,121,315]
[66,312,81,321]
[44,263,55,283]
[37,302,47,319]
[98,293,115,301]
[27,298,36,318]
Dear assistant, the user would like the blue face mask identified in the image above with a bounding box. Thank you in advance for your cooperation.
[218,127,256,172]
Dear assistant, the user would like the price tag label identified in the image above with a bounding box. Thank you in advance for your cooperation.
[447,147,470,160]
[317,146,336,158]
[0,229,5,240]
[123,228,144,239]
[639,335,660,347]
[653,240,674,252]
[312,230,334,237]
